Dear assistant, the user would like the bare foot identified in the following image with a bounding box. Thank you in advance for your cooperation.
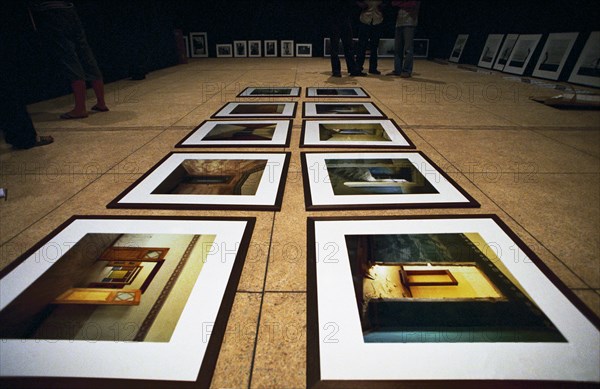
[60,110,88,119]
[91,104,109,112]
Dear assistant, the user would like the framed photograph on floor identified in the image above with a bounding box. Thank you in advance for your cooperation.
[281,40,294,57]
[296,43,312,57]
[303,102,386,119]
[449,34,469,63]
[307,215,599,388]
[414,38,429,58]
[189,32,208,58]
[478,34,504,68]
[264,40,278,57]
[216,44,233,57]
[108,152,290,211]
[301,151,479,210]
[0,215,255,388]
[300,119,415,149]
[377,38,395,58]
[305,87,369,98]
[176,120,292,148]
[248,40,262,57]
[568,31,600,88]
[503,34,543,75]
[237,86,301,97]
[233,40,247,57]
[212,102,297,118]
[533,32,579,80]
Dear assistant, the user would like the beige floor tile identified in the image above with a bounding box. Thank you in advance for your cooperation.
[418,128,600,173]
[571,289,600,318]
[210,292,261,389]
[472,173,600,288]
[534,128,600,158]
[250,293,306,389]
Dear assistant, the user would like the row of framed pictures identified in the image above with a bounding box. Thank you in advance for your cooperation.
[2,214,598,387]
[323,37,429,58]
[183,33,312,58]
[449,31,600,87]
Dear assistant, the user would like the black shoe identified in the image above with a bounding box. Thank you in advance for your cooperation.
[369,69,381,75]
[350,71,367,77]
[386,71,401,76]
[332,72,342,77]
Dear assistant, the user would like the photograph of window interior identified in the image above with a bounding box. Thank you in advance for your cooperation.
[151,159,267,196]
[344,232,566,343]
[317,88,360,96]
[325,158,438,195]
[316,104,370,115]
[0,233,215,342]
[203,123,276,141]
[508,36,540,68]
[231,104,286,115]
[318,123,391,142]
[249,88,294,96]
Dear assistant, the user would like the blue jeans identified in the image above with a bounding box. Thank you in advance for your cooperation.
[394,26,415,74]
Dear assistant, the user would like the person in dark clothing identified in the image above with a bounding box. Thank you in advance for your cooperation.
[355,0,385,75]
[29,1,109,119]
[327,0,366,77]
[390,0,421,77]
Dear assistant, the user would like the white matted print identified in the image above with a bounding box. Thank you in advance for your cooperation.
[248,40,262,57]
[303,102,385,118]
[237,86,301,97]
[301,152,479,210]
[281,40,294,57]
[233,40,247,57]
[449,34,469,63]
[216,44,233,57]
[307,216,599,387]
[182,35,190,58]
[301,119,414,149]
[478,34,504,68]
[108,152,290,211]
[212,102,297,118]
[296,43,312,57]
[533,32,579,80]
[569,31,600,88]
[0,216,255,387]
[176,120,292,148]
[189,32,208,58]
[264,40,278,57]
[306,87,369,98]
[503,34,542,75]
[493,33,519,70]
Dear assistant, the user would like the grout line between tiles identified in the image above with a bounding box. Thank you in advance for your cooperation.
[530,129,600,160]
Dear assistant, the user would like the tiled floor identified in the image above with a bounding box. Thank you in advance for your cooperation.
[1,58,599,388]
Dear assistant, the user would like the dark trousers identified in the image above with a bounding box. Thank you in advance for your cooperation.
[330,18,358,74]
[1,99,38,149]
[394,26,415,74]
[356,22,382,72]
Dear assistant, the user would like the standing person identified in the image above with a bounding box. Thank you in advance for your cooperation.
[390,0,420,77]
[327,0,366,77]
[29,1,109,119]
[355,0,385,75]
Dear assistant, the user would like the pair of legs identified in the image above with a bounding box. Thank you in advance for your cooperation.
[356,23,382,74]
[330,17,362,76]
[394,26,415,76]
[66,79,108,119]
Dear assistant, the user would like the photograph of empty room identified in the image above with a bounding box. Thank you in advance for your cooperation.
[303,102,385,118]
[238,86,301,97]
[301,119,413,148]
[325,158,437,195]
[0,232,215,342]
[203,123,276,141]
[212,102,296,118]
[177,120,291,147]
[344,232,566,343]
[306,87,369,98]
[152,159,267,196]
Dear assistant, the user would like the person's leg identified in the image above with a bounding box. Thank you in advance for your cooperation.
[402,26,415,76]
[90,80,108,111]
[356,23,369,73]
[340,19,362,76]
[330,24,342,76]
[1,99,53,149]
[393,26,404,74]
[369,24,382,74]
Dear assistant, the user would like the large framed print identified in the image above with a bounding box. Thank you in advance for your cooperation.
[212,102,297,118]
[281,40,294,57]
[216,44,233,58]
[189,32,208,58]
[323,37,359,57]
[108,152,290,211]
[377,38,395,58]
[503,34,543,75]
[533,32,579,80]
[478,34,504,68]
[182,35,190,58]
[569,31,600,88]
[307,215,600,388]
[493,33,519,71]
[414,38,429,58]
[303,102,385,119]
[301,152,479,210]
[176,120,292,148]
[449,34,469,63]
[0,215,255,388]
[237,87,301,97]
[233,40,247,57]
[300,119,415,149]
[264,40,278,57]
[305,87,369,98]
[248,40,262,57]
[296,43,312,57]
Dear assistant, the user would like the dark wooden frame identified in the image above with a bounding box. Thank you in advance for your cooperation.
[307,214,600,389]
[300,151,480,210]
[302,102,386,119]
[107,152,291,211]
[0,215,256,389]
[299,119,416,149]
[211,102,297,119]
[175,119,292,148]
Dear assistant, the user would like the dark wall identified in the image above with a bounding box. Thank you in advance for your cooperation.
[2,0,599,104]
